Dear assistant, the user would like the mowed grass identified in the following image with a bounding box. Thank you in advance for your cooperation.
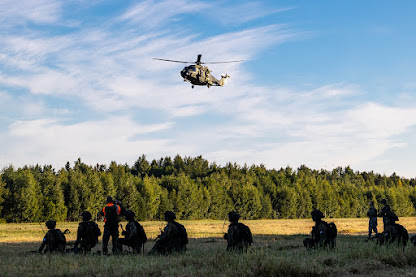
[1,218,416,276]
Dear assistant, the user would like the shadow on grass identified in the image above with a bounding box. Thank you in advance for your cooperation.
[2,235,416,277]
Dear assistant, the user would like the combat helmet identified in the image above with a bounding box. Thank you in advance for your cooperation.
[45,220,56,229]
[124,210,135,221]
[81,211,92,221]
[311,209,324,222]
[228,211,240,223]
[164,211,176,221]
[106,196,114,203]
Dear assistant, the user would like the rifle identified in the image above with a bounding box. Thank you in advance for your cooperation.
[39,222,46,235]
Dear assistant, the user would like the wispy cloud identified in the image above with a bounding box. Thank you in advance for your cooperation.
[204,1,295,26]
[0,0,62,25]
[1,0,416,178]
[0,117,175,168]
[119,0,209,28]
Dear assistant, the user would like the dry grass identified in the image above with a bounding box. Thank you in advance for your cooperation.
[2,217,415,243]
[1,218,416,276]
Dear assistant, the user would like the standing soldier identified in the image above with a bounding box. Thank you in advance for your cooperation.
[378,199,391,231]
[102,196,121,255]
[367,201,378,239]
[117,210,147,254]
[74,211,101,254]
[223,211,252,252]
[148,211,188,255]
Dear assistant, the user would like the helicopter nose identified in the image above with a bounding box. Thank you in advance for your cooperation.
[181,70,187,79]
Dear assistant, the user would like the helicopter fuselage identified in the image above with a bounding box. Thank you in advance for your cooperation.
[180,65,222,88]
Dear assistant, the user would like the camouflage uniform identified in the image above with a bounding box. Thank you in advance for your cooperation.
[311,221,328,247]
[224,212,252,252]
[367,202,378,238]
[378,199,391,231]
[304,209,337,249]
[117,210,147,254]
[149,211,187,255]
[38,220,66,253]
[74,211,101,254]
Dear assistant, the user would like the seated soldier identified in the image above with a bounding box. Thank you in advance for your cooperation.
[117,210,147,254]
[74,211,101,254]
[385,211,399,227]
[384,223,408,248]
[38,220,66,253]
[303,209,337,249]
[223,211,252,252]
[410,235,416,246]
[382,211,408,248]
[148,211,188,255]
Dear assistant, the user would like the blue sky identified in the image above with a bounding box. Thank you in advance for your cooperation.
[1,0,416,178]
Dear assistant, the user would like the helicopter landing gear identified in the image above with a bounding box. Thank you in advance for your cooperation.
[192,85,194,89]
[207,84,211,88]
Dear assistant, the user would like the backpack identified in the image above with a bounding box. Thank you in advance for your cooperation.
[135,222,147,243]
[50,229,66,251]
[237,223,253,244]
[80,221,101,247]
[105,205,120,225]
[172,221,188,245]
[325,222,337,239]
[387,211,399,223]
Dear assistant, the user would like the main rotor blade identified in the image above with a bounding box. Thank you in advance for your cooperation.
[153,58,192,63]
[202,60,244,64]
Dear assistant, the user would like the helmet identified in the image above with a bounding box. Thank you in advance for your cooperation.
[311,209,324,221]
[228,211,240,223]
[106,196,113,203]
[124,210,135,221]
[81,211,92,221]
[164,211,176,221]
[45,220,56,229]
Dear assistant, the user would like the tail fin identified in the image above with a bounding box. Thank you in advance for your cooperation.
[219,74,230,86]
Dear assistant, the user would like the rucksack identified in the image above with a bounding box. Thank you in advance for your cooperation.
[80,221,101,247]
[105,205,120,225]
[237,223,253,244]
[387,211,399,223]
[172,221,188,245]
[50,229,66,251]
[135,222,147,243]
[325,222,337,239]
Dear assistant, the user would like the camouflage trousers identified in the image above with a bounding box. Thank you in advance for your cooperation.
[368,219,378,238]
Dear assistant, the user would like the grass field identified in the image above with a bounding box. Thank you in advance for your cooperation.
[1,218,416,276]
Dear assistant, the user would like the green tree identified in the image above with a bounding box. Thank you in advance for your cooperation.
[41,168,67,221]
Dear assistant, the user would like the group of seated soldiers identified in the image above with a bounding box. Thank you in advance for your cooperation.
[303,198,413,249]
[37,197,414,255]
[37,196,252,255]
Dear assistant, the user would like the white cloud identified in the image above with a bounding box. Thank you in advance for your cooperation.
[205,2,295,26]
[1,0,416,179]
[0,0,62,24]
[0,117,176,169]
[119,0,209,28]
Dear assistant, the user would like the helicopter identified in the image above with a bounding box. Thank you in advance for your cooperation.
[153,54,243,88]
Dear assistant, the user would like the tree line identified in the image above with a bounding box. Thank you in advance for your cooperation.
[1,155,416,222]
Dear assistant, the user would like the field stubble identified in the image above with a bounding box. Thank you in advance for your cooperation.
[1,218,416,276]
